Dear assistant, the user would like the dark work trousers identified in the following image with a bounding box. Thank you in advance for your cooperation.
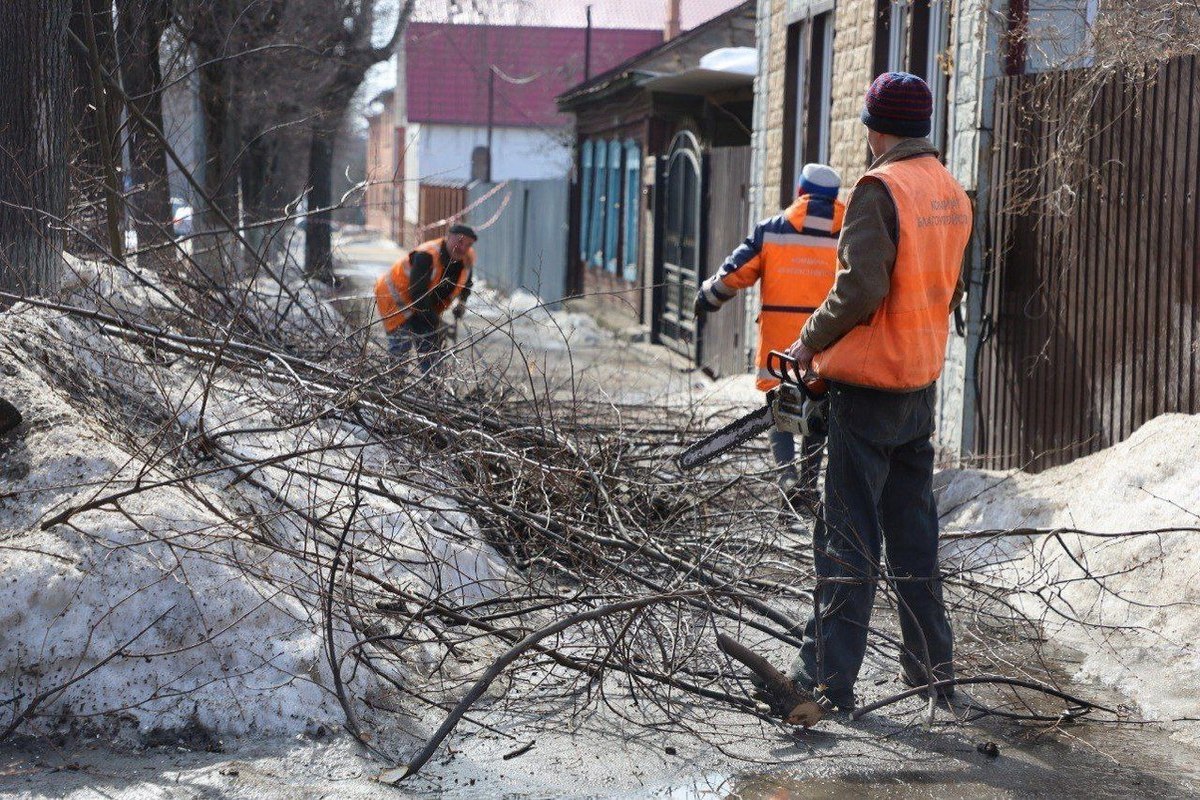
[387,324,440,374]
[789,381,954,706]
[769,429,825,489]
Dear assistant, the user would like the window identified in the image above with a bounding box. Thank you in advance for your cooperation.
[578,140,594,262]
[805,12,834,166]
[576,135,643,283]
[622,141,641,282]
[605,140,622,272]
[588,140,607,268]
[782,9,836,204]
[876,0,953,151]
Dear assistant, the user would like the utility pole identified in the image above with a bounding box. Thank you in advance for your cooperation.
[584,5,592,81]
[665,0,681,41]
[485,65,495,183]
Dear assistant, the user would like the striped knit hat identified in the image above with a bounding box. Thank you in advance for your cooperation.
[796,163,841,199]
[861,72,932,138]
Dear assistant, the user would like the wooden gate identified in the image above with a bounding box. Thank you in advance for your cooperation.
[977,54,1200,471]
[417,181,468,239]
[700,146,752,378]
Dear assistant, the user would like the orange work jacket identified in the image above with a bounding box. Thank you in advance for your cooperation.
[813,156,971,391]
[375,238,474,334]
[702,195,844,390]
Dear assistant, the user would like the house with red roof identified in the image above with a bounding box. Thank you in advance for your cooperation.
[365,2,747,243]
[365,23,663,241]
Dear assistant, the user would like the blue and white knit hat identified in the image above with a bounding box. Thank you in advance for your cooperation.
[797,163,841,199]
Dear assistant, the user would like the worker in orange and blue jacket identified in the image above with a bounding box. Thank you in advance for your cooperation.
[694,164,844,506]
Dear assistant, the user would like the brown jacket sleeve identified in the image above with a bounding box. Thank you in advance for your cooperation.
[800,178,897,351]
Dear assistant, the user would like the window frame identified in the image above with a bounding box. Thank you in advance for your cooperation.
[622,140,641,282]
[579,140,594,262]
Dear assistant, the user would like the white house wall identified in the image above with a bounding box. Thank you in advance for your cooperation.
[415,124,573,184]
[403,123,422,227]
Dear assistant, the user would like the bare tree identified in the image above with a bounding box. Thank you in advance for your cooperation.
[67,0,123,258]
[0,0,71,300]
[303,0,413,283]
[116,0,174,249]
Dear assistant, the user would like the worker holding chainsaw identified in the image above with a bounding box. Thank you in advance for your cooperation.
[374,224,477,373]
[694,163,844,507]
[779,72,972,718]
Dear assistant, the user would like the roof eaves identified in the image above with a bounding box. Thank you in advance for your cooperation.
[556,70,655,111]
[553,0,753,107]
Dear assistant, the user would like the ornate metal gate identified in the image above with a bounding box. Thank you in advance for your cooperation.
[654,132,704,357]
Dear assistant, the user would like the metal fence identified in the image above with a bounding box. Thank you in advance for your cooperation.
[976,54,1200,471]
[466,179,570,302]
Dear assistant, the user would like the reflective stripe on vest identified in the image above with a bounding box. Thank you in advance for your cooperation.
[813,156,971,391]
[755,196,843,390]
[375,239,473,333]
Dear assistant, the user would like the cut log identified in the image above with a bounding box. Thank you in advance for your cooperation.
[716,633,827,728]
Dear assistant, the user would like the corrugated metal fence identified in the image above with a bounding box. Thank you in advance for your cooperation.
[977,54,1200,471]
[466,179,570,302]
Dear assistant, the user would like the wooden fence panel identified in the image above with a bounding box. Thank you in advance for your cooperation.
[700,146,752,379]
[977,54,1200,471]
[417,182,469,239]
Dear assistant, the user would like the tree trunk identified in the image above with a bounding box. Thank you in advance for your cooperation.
[116,0,172,249]
[304,121,338,284]
[196,56,241,280]
[67,0,121,257]
[0,0,71,301]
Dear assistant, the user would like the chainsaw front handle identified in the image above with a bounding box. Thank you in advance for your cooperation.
[766,351,827,400]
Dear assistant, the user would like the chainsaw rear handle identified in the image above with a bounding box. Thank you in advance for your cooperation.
[766,350,827,400]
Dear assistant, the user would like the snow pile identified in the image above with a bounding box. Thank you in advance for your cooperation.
[699,47,758,75]
[470,287,605,352]
[939,414,1200,736]
[0,265,510,740]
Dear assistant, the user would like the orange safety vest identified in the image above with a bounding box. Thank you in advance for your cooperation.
[753,196,843,390]
[375,238,474,334]
[813,156,971,391]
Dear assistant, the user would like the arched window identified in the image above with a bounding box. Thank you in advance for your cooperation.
[659,131,703,348]
[604,140,622,272]
[622,140,641,282]
[578,140,594,262]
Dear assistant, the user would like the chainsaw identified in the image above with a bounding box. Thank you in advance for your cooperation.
[676,351,828,471]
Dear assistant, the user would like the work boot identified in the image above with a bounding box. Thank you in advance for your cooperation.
[786,485,820,516]
[778,468,799,510]
[899,664,956,701]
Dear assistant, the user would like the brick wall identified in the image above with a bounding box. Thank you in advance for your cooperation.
[747,0,1002,461]
[365,98,397,237]
[759,0,787,217]
[828,0,876,192]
